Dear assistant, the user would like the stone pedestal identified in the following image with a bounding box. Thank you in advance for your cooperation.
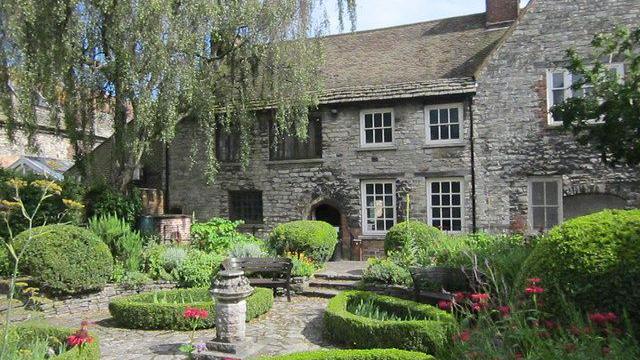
[193,270,264,360]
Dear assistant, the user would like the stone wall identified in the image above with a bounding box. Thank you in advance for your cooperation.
[167,96,475,258]
[39,282,175,317]
[473,0,640,232]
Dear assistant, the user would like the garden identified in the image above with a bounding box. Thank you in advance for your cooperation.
[0,168,639,359]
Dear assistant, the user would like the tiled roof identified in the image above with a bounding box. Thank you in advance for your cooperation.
[318,13,507,102]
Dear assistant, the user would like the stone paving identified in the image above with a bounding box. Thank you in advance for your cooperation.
[44,296,332,360]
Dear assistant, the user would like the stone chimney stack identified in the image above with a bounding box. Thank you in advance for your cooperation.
[486,0,519,28]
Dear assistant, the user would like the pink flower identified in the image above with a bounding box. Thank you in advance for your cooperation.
[471,302,486,312]
[67,321,94,348]
[454,292,467,302]
[527,277,542,284]
[470,293,490,303]
[589,312,618,326]
[498,305,511,317]
[453,330,471,342]
[184,307,209,320]
[438,300,452,311]
[525,286,545,294]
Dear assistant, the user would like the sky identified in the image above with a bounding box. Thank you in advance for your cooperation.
[324,0,530,34]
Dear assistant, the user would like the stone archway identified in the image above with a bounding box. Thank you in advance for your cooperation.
[309,198,350,260]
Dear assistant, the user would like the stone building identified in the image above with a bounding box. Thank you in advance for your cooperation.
[79,0,640,259]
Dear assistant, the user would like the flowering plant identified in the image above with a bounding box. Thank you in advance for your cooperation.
[179,307,210,355]
[66,321,94,350]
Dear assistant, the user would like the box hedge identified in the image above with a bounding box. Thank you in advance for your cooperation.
[8,322,100,359]
[16,224,113,295]
[109,287,273,330]
[520,209,640,321]
[384,221,443,254]
[323,291,457,355]
[269,220,337,263]
[261,349,435,360]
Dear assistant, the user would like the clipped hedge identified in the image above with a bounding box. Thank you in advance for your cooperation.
[269,220,337,263]
[520,209,640,321]
[8,322,100,359]
[261,349,435,360]
[324,291,456,355]
[109,287,273,330]
[384,221,443,254]
[16,224,113,295]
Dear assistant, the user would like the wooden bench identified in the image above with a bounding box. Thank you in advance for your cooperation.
[221,257,293,302]
[409,266,485,303]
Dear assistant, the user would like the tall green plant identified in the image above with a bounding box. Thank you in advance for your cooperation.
[89,214,143,272]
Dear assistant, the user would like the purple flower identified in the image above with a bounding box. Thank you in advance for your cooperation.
[195,343,207,353]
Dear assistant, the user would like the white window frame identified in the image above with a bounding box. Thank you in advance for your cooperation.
[360,180,397,235]
[426,178,465,233]
[424,103,464,144]
[359,108,395,148]
[527,177,563,232]
[546,63,625,126]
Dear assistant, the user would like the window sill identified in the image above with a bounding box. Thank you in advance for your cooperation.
[423,142,465,149]
[356,145,398,152]
[267,158,324,166]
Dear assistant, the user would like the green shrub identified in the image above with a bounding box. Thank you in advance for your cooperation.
[362,258,412,286]
[290,253,316,278]
[0,244,11,276]
[384,221,443,254]
[174,249,224,288]
[324,291,457,354]
[84,182,141,226]
[520,209,640,321]
[5,322,100,359]
[162,246,187,272]
[269,220,337,263]
[191,218,260,253]
[16,225,113,295]
[88,214,143,271]
[142,243,172,280]
[109,287,273,330]
[229,241,268,258]
[261,349,435,360]
[117,271,152,289]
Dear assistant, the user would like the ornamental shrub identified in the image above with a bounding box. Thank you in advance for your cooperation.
[261,349,435,360]
[88,214,143,271]
[84,182,141,226]
[6,322,100,359]
[174,249,224,288]
[191,217,261,254]
[384,220,443,254]
[16,225,113,295]
[520,209,640,321]
[109,287,273,330]
[269,220,337,263]
[323,291,457,354]
[362,258,412,286]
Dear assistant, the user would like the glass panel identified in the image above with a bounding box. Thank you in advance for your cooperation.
[452,207,461,218]
[376,220,384,230]
[374,129,382,143]
[441,220,451,231]
[431,195,440,206]
[384,183,392,193]
[385,208,394,219]
[450,108,459,123]
[430,126,439,140]
[384,196,393,206]
[552,90,565,105]
[452,181,461,193]
[366,196,374,207]
[546,207,559,228]
[442,182,450,193]
[552,72,565,88]
[432,220,441,228]
[450,125,460,139]
[383,112,392,127]
[440,125,449,139]
[452,220,462,231]
[374,113,382,127]
[532,182,545,205]
[442,195,450,206]
[386,220,394,230]
[432,208,441,218]
[429,110,439,124]
[365,129,373,143]
[532,207,545,230]
[375,183,383,193]
[364,114,373,128]
[384,128,392,142]
[367,221,375,231]
[431,182,440,193]
[366,183,374,193]
[443,207,451,218]
[366,208,374,219]
[452,195,461,206]
[439,109,449,123]
[545,182,559,205]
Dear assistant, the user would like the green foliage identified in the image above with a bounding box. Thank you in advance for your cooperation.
[228,241,268,258]
[269,220,337,263]
[289,253,317,278]
[362,258,412,287]
[142,243,172,281]
[0,245,10,276]
[84,184,141,226]
[88,214,143,272]
[261,349,435,360]
[109,287,273,330]
[324,291,457,354]
[4,322,100,359]
[162,246,187,272]
[174,249,224,288]
[551,26,640,166]
[521,209,640,321]
[384,220,443,254]
[191,218,261,254]
[16,225,112,295]
[117,271,151,290]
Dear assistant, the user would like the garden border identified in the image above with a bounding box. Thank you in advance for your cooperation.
[260,348,435,359]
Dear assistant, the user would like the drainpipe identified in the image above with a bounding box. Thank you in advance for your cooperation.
[164,143,170,213]
[469,99,478,233]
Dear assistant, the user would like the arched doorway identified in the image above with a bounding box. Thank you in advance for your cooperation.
[311,203,346,260]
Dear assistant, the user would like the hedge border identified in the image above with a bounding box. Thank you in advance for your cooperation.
[323,291,457,355]
[9,322,100,360]
[109,287,273,330]
[260,349,435,360]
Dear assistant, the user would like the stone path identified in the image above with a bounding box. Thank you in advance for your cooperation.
[45,296,332,359]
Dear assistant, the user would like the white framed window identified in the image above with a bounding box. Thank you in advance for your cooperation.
[427,178,464,232]
[528,178,563,231]
[360,108,394,147]
[546,63,625,125]
[425,104,463,144]
[361,180,396,235]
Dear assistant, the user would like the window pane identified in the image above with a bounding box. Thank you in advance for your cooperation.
[431,195,440,206]
[443,207,451,218]
[383,112,392,127]
[450,124,460,139]
[452,220,462,231]
[545,182,559,205]
[433,208,441,218]
[442,195,450,206]
[429,110,439,124]
[366,196,374,206]
[546,207,559,228]
[440,125,449,139]
[386,220,394,230]
[532,207,545,230]
[441,220,451,231]
[384,128,392,142]
[431,182,440,193]
[452,195,461,206]
[452,207,461,218]
[384,183,392,193]
[532,182,545,205]
[365,129,373,143]
[374,129,382,143]
[374,113,382,127]
[385,208,394,219]
[384,196,393,206]
[364,114,373,128]
[375,183,383,193]
[439,109,449,123]
[442,182,450,193]
[432,220,441,228]
[452,181,461,193]
[430,126,439,140]
[553,72,565,88]
[376,220,384,230]
[450,108,459,123]
[366,184,374,193]
[552,90,565,105]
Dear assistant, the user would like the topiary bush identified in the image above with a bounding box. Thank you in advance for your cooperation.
[261,349,435,360]
[109,287,273,330]
[323,291,457,355]
[16,225,113,295]
[384,220,443,254]
[269,220,337,263]
[520,209,640,321]
[7,322,100,359]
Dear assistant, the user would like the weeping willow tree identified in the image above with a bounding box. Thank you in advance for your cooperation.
[0,0,356,188]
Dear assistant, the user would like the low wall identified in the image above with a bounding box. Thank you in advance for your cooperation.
[40,281,176,317]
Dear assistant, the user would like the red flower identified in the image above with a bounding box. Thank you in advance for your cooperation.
[453,330,471,342]
[525,286,544,294]
[184,307,209,320]
[438,300,452,311]
[589,312,618,326]
[527,277,541,284]
[470,293,490,303]
[66,333,93,347]
[454,292,467,302]
[514,352,524,360]
[498,305,511,317]
[471,302,487,312]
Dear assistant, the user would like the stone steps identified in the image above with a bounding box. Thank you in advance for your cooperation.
[313,272,363,281]
[300,287,341,298]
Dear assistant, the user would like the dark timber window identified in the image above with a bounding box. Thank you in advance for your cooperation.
[270,117,322,161]
[229,191,263,224]
[216,127,241,163]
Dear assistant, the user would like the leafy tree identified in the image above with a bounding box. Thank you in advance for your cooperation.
[0,0,356,188]
[551,27,640,166]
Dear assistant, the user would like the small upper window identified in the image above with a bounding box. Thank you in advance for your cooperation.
[270,117,322,161]
[546,64,624,125]
[528,178,562,231]
[229,190,263,224]
[425,104,463,143]
[360,109,394,147]
[216,127,241,163]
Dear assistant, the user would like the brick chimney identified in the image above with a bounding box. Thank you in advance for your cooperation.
[486,0,519,28]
